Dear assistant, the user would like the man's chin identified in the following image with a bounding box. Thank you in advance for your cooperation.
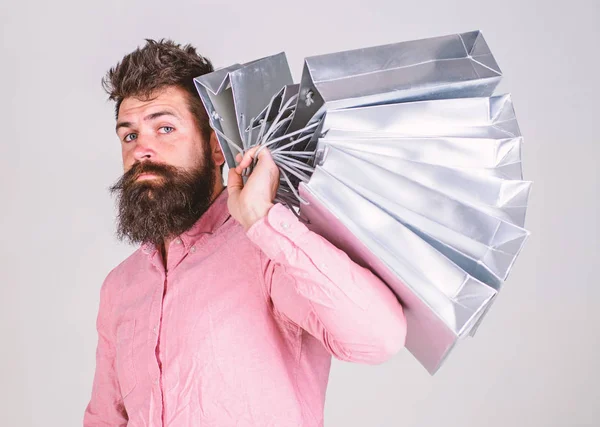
[126,183,163,202]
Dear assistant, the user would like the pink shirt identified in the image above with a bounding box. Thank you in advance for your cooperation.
[84,189,406,426]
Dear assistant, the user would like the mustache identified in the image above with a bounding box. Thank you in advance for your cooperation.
[110,161,179,191]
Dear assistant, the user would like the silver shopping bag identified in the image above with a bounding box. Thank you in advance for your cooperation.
[324,147,531,227]
[317,95,524,180]
[299,167,497,374]
[193,31,532,373]
[318,135,524,180]
[315,145,530,289]
[289,31,502,131]
[320,94,520,138]
[194,53,294,167]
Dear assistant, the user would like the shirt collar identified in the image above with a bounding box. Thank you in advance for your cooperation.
[180,188,231,249]
[141,188,231,254]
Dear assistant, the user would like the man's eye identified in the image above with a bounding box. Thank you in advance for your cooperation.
[124,133,137,142]
[159,126,174,134]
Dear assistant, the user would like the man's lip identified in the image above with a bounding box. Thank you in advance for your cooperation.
[136,173,159,180]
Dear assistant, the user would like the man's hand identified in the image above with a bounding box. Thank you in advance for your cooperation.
[227,146,280,231]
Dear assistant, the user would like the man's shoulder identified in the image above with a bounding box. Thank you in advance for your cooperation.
[101,246,146,291]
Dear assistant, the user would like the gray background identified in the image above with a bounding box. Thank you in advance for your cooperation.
[1,0,598,426]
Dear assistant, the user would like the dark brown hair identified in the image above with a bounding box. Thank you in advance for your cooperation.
[102,39,214,143]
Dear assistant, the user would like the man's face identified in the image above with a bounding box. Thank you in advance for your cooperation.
[116,85,222,176]
[109,86,225,246]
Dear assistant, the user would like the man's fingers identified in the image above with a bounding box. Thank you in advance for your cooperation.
[236,146,272,172]
[235,152,250,173]
[227,165,243,197]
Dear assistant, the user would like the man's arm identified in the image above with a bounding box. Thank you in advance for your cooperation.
[83,274,128,426]
[247,204,407,365]
[227,145,406,364]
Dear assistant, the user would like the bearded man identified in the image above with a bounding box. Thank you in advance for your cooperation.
[83,39,406,427]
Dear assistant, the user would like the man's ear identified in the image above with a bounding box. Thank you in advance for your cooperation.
[209,130,225,166]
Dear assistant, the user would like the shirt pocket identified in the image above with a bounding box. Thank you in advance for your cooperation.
[115,319,137,398]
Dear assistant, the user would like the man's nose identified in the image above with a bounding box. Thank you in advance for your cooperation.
[133,134,156,161]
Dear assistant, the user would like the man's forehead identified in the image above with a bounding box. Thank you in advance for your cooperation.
[118,86,189,120]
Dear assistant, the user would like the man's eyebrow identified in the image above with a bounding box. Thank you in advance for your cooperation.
[144,110,180,122]
[115,110,181,132]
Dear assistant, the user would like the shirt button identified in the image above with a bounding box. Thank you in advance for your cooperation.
[153,325,158,333]
[153,378,159,385]
[280,222,290,230]
[190,246,196,253]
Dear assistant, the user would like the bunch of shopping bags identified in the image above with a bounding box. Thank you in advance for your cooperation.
[195,31,531,374]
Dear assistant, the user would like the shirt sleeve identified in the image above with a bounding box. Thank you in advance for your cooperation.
[246,203,407,365]
[83,272,129,426]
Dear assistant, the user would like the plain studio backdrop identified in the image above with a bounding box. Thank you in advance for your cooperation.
[1,0,598,426]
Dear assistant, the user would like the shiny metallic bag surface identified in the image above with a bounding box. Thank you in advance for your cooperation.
[194,31,531,374]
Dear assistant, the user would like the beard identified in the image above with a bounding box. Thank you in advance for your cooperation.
[109,152,216,247]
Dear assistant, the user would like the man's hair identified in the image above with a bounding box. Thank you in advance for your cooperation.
[102,39,214,144]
